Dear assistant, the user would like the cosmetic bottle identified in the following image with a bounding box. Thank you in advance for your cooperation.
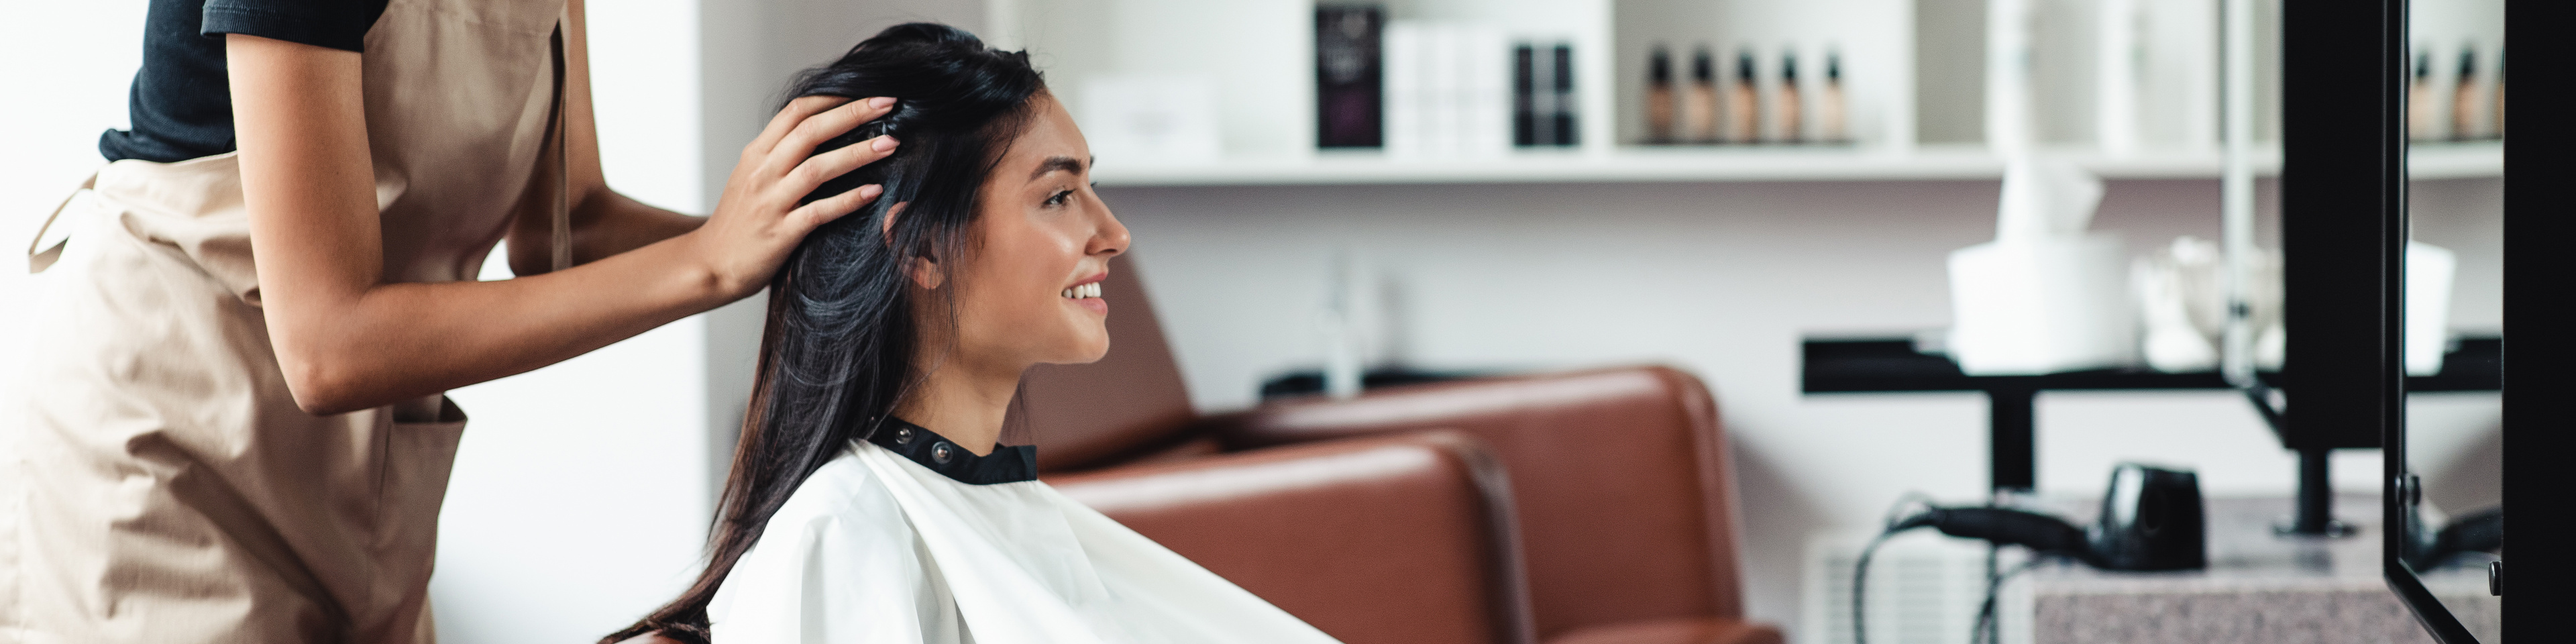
[2450,46,2477,140]
[2493,48,2504,138]
[1685,47,1718,144]
[1819,50,1848,144]
[1515,44,1537,146]
[1727,49,1759,144]
[1776,48,1803,143]
[2408,50,2437,142]
[1646,45,1674,144]
[1552,43,1578,146]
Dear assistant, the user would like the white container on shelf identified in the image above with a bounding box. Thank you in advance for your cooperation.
[1947,159,2135,375]
[2096,0,2144,155]
[2140,0,2221,152]
[1386,21,1515,160]
[2406,241,2458,376]
[1984,0,2037,155]
[1949,234,2137,375]
[1385,21,1426,156]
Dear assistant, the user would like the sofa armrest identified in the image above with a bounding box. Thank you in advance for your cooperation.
[1212,366,1754,641]
[1545,617,1784,644]
[1048,431,1535,644]
[1212,366,1716,455]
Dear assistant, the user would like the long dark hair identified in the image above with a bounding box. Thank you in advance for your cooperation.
[604,23,1044,644]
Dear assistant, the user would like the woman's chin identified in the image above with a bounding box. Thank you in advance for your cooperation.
[1019,321,1112,366]
[1040,343,1112,366]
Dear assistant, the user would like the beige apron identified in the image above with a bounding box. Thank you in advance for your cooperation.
[5,0,569,641]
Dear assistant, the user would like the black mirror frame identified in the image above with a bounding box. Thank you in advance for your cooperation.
[2280,0,2481,640]
[2343,0,2568,641]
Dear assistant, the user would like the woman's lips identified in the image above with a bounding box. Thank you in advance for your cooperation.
[1060,278,1108,315]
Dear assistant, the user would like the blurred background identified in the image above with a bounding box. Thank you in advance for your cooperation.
[0,0,2502,643]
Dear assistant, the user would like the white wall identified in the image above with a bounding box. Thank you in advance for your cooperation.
[0,0,148,355]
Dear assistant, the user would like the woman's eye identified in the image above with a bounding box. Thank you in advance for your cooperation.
[1044,189,1075,207]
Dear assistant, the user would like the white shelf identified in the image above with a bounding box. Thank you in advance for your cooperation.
[2407,141,2506,180]
[1093,142,2500,186]
[1004,0,2504,189]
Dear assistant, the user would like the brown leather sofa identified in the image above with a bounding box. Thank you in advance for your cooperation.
[1022,256,1782,644]
[1050,430,1531,644]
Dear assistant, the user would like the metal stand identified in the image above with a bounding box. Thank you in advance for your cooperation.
[1988,388,2037,494]
[2275,447,2357,537]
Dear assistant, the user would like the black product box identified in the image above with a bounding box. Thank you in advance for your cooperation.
[1316,5,1385,148]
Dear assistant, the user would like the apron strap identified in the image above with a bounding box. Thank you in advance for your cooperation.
[547,21,573,272]
[25,173,98,274]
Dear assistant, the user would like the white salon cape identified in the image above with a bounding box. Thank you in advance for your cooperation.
[708,420,1343,644]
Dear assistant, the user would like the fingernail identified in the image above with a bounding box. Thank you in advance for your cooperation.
[871,97,896,109]
[873,136,900,152]
[860,184,884,198]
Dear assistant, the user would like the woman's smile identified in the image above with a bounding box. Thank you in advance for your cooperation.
[1061,272,1109,315]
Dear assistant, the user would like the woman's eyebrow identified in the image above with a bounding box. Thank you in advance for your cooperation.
[1028,156,1086,180]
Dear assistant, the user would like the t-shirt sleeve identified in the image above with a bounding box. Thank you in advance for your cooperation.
[200,0,389,52]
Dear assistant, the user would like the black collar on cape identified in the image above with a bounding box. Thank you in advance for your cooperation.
[865,418,1039,485]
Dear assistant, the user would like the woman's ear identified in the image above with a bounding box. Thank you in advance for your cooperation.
[881,202,944,289]
[908,256,944,290]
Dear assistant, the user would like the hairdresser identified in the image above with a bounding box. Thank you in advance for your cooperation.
[1,0,896,641]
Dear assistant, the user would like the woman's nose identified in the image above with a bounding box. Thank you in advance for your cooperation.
[1094,209,1131,256]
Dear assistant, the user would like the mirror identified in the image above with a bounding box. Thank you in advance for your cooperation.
[2400,0,2503,639]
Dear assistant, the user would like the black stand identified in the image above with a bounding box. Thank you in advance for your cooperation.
[2278,447,2357,537]
[1989,388,2036,494]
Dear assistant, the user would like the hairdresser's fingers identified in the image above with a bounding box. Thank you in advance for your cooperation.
[781,135,900,197]
[751,97,873,178]
[783,182,883,233]
[763,97,896,176]
[746,95,854,160]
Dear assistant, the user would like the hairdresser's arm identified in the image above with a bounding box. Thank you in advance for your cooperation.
[229,34,892,415]
[506,0,702,273]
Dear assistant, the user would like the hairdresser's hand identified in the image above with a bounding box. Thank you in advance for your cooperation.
[690,95,900,299]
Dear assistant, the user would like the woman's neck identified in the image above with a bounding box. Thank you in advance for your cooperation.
[893,354,1022,456]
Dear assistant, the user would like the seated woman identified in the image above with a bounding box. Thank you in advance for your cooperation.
[604,23,1342,644]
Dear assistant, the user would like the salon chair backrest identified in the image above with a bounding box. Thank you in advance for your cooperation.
[1014,254,1197,470]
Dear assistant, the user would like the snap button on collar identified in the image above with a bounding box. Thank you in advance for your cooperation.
[866,419,1036,485]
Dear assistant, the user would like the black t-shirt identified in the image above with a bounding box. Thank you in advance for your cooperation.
[99,0,390,162]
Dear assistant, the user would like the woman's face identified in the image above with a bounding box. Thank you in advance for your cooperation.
[945,95,1128,370]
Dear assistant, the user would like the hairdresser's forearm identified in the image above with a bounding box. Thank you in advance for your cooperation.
[512,190,706,274]
[278,231,736,415]
[577,191,705,262]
